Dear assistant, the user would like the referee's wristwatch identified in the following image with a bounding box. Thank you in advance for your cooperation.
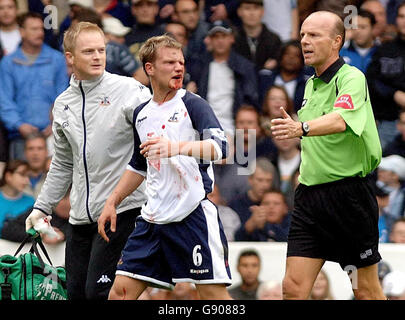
[301,122,310,136]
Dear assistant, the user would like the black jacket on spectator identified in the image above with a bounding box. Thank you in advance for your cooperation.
[190,51,259,115]
[0,41,3,61]
[233,24,281,71]
[234,213,291,242]
[366,36,405,121]
[0,121,8,163]
[382,134,405,158]
[125,23,166,59]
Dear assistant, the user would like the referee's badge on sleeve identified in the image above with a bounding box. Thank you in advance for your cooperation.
[334,94,354,110]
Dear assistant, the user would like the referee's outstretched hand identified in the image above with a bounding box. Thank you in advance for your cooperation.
[271,107,302,140]
[98,203,117,243]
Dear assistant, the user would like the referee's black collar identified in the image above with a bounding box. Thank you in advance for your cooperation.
[314,57,345,84]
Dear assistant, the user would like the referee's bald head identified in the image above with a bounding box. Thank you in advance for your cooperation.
[305,11,346,50]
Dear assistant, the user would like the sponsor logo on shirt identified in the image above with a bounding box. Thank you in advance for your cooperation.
[137,116,147,124]
[334,94,354,110]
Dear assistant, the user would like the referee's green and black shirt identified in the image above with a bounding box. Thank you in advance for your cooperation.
[298,57,382,186]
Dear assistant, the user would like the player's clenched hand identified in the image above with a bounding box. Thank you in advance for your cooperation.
[140,136,179,159]
[98,203,117,242]
[271,107,302,139]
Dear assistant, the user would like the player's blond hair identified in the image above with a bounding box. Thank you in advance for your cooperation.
[138,34,183,73]
[63,22,105,54]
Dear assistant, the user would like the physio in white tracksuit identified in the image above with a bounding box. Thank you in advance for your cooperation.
[25,22,151,300]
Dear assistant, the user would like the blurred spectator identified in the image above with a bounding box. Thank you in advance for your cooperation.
[165,21,188,47]
[204,0,240,25]
[228,249,261,300]
[189,20,259,134]
[374,182,391,243]
[58,0,95,50]
[382,270,405,299]
[0,0,21,56]
[256,280,282,300]
[258,40,309,112]
[361,0,390,43]
[93,0,133,27]
[297,0,353,25]
[102,16,146,83]
[228,157,277,226]
[233,0,281,71]
[0,38,3,59]
[378,260,392,286]
[340,9,378,73]
[125,0,165,61]
[260,85,297,137]
[0,121,7,178]
[0,159,34,238]
[366,2,405,149]
[389,217,405,243]
[214,105,278,205]
[377,155,405,223]
[383,109,405,158]
[272,136,301,204]
[234,190,291,242]
[157,0,175,24]
[25,0,58,49]
[309,269,334,300]
[172,0,209,72]
[0,12,69,160]
[262,0,299,42]
[71,7,103,28]
[207,183,241,241]
[23,132,48,199]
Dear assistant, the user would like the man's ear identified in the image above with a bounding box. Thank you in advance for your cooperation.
[144,62,153,77]
[333,35,343,50]
[65,51,74,66]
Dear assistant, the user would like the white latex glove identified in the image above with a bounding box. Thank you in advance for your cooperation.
[25,209,47,232]
[34,215,60,239]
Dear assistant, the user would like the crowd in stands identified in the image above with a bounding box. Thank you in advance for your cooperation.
[1,0,405,299]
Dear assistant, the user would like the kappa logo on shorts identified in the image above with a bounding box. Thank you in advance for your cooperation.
[334,94,354,110]
[97,275,112,283]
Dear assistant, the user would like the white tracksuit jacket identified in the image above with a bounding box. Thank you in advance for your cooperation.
[34,71,152,224]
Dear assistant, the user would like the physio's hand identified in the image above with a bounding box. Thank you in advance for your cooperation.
[98,203,117,243]
[25,209,47,232]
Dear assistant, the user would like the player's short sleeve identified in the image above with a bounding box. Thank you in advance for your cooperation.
[333,69,368,136]
[182,92,228,160]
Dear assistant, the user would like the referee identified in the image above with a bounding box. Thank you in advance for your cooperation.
[271,11,386,300]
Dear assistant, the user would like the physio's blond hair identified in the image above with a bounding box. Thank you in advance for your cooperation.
[63,21,105,54]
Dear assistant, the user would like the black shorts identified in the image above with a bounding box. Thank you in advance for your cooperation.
[287,176,381,270]
[65,207,140,300]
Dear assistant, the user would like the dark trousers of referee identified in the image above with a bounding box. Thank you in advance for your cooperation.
[64,207,140,300]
